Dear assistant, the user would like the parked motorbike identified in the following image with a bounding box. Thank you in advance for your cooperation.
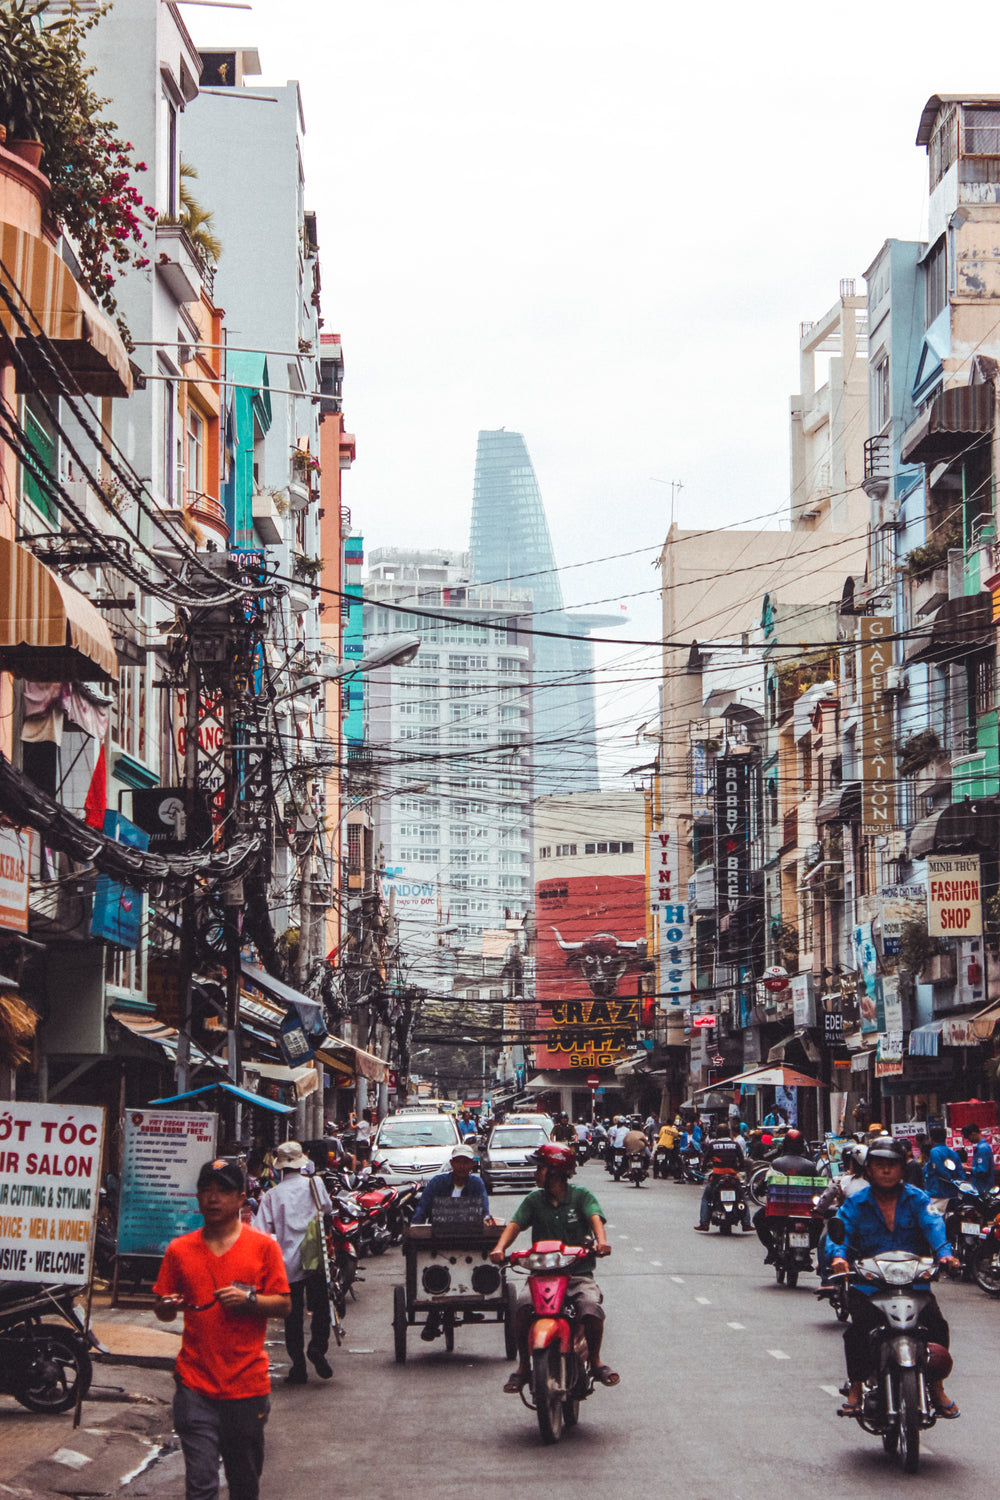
[507,1240,596,1444]
[627,1152,648,1188]
[944,1182,1000,1282]
[830,1237,948,1473]
[706,1174,747,1234]
[0,1282,97,1413]
[746,1163,770,1206]
[652,1145,670,1179]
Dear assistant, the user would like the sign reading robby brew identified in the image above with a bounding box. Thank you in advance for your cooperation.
[859,617,897,835]
[714,751,751,920]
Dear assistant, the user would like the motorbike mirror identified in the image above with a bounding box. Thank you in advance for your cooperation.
[827,1218,846,1246]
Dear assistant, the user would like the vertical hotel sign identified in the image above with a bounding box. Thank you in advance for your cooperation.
[859,617,897,836]
[649,827,689,1007]
[714,754,751,917]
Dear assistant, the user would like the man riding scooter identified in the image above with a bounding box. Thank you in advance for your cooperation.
[830,1137,960,1419]
[694,1124,749,1233]
[751,1128,822,1262]
[489,1144,619,1395]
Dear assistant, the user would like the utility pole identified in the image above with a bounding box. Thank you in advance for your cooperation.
[175,651,201,1095]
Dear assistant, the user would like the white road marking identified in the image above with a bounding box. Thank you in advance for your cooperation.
[633,1246,644,1252]
[670,1275,685,1283]
[348,1348,375,1354]
[618,1233,629,1239]
[727,1322,746,1330]
[767,1350,790,1360]
[650,1260,663,1266]
[695,1296,712,1305]
[820,1385,841,1398]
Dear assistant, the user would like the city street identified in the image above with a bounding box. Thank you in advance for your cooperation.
[107,1164,1000,1498]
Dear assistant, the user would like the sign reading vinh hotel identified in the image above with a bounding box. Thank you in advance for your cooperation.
[858,617,897,836]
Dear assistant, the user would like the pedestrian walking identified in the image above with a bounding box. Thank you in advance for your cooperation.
[257,1140,334,1383]
[154,1158,290,1500]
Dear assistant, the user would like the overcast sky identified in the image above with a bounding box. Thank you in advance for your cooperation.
[184,0,1000,775]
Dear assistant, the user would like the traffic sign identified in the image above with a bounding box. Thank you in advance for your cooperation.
[586,1074,601,1088]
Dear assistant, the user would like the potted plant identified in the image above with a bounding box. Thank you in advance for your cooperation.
[0,1,157,341]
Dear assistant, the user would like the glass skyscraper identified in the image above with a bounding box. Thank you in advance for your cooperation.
[470,429,606,795]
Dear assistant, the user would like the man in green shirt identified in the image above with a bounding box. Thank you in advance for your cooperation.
[490,1143,618,1393]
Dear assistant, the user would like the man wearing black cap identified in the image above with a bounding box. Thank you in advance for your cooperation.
[154,1158,291,1500]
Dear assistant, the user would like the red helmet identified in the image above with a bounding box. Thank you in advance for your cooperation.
[530,1143,576,1176]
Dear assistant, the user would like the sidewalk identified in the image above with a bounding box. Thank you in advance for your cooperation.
[0,1297,179,1498]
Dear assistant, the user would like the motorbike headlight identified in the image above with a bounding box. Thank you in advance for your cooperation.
[873,1256,920,1285]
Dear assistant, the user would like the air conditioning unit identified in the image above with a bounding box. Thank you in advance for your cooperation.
[883,666,907,695]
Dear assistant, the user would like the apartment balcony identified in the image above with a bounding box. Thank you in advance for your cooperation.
[863,432,891,497]
[910,566,949,618]
[185,489,229,548]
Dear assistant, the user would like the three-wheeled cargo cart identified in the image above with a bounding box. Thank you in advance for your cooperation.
[393,1216,517,1364]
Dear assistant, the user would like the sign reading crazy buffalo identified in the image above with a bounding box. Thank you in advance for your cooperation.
[535,874,649,1069]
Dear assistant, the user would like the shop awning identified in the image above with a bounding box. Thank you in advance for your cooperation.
[908,795,1000,858]
[908,1017,981,1056]
[0,535,117,681]
[696,1064,827,1091]
[0,220,132,397]
[816,782,861,825]
[314,1035,388,1084]
[240,960,324,1034]
[147,1081,295,1114]
[971,997,1000,1040]
[900,384,994,465]
[903,593,992,667]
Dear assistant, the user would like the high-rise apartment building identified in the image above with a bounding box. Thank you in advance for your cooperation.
[470,429,612,796]
[363,549,533,959]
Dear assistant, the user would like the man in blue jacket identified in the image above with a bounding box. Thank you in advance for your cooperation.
[923,1125,965,1206]
[831,1137,959,1418]
[962,1123,996,1194]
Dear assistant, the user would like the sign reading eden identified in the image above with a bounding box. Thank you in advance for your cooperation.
[927,854,982,938]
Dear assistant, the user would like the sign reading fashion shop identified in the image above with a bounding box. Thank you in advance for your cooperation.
[0,1103,105,1284]
[714,753,751,917]
[858,617,897,835]
[927,854,982,938]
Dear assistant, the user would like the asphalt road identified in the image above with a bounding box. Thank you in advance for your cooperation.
[123,1163,1000,1499]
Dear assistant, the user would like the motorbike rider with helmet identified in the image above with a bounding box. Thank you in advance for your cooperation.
[489,1143,619,1394]
[830,1137,960,1418]
[694,1123,749,1231]
[751,1128,822,1262]
[815,1142,868,1288]
[623,1116,651,1166]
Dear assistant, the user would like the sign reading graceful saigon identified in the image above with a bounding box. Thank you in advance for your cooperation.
[0,1103,105,1283]
[859,617,897,835]
[534,874,649,1069]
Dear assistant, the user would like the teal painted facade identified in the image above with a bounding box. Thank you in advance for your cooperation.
[224,352,272,548]
[342,534,364,743]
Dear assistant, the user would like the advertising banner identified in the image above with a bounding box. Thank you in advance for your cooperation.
[534,873,648,1069]
[0,824,30,934]
[859,617,897,835]
[173,689,226,815]
[380,866,436,914]
[714,753,751,918]
[91,810,147,949]
[0,1102,104,1283]
[927,854,982,938]
[117,1110,217,1258]
[880,884,926,956]
[791,973,816,1028]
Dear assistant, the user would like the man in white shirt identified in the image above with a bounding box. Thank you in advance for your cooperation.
[257,1140,333,1384]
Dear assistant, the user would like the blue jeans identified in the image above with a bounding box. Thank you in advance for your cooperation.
[173,1381,270,1500]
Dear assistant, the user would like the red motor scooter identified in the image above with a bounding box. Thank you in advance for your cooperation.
[508,1239,594,1444]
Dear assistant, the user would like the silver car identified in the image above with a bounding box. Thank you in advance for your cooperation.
[481,1124,550,1193]
[372,1112,461,1178]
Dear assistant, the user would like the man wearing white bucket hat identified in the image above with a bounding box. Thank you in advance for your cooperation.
[258,1141,333,1384]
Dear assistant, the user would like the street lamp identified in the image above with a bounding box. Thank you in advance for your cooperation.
[272,633,421,703]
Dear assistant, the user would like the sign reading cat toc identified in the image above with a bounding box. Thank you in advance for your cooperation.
[0,1102,104,1283]
[927,854,982,938]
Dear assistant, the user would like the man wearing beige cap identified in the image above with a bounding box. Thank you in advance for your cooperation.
[257,1141,333,1383]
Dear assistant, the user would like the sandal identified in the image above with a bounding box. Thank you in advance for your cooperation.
[503,1371,528,1394]
[593,1364,620,1387]
[933,1399,960,1419]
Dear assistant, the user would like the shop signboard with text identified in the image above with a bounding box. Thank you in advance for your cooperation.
[0,1102,104,1283]
[927,855,982,938]
[534,873,648,1069]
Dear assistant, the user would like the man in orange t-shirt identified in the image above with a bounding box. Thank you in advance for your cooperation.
[154,1158,291,1500]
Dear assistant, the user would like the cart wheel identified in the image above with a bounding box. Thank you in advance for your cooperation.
[504,1282,518,1361]
[444,1312,455,1352]
[393,1285,407,1364]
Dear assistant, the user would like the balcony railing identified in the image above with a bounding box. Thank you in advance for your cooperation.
[864,433,891,489]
